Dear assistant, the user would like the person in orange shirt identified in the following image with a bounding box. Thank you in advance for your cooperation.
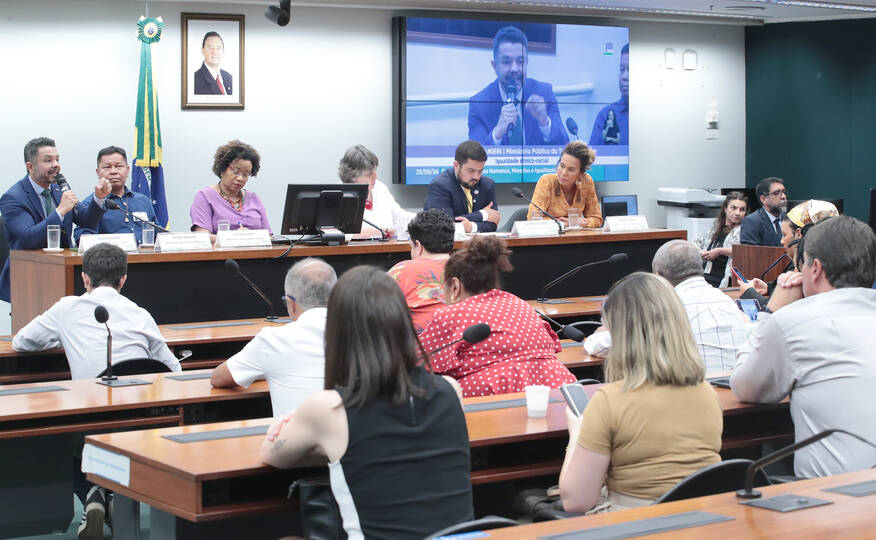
[527,141,603,228]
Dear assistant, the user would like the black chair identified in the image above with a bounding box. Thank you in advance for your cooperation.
[425,515,519,539]
[498,207,529,233]
[97,358,172,377]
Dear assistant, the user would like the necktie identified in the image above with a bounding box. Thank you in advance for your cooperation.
[507,103,523,145]
[41,188,54,219]
[216,74,226,95]
[774,217,781,237]
[462,187,473,213]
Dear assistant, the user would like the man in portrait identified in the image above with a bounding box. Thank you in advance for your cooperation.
[194,31,233,95]
[589,43,629,146]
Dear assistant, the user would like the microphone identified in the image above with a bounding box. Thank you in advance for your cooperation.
[759,253,794,280]
[94,305,116,382]
[511,186,564,235]
[224,259,278,321]
[536,311,589,342]
[538,253,629,302]
[105,199,170,233]
[736,428,876,500]
[427,323,491,356]
[361,217,387,241]
[506,84,517,140]
[566,117,580,140]
[55,173,76,216]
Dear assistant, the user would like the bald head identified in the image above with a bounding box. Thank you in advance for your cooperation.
[652,240,704,286]
[284,257,337,310]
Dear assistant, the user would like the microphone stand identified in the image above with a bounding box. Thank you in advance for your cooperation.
[100,323,115,384]
[361,217,388,241]
[511,188,564,235]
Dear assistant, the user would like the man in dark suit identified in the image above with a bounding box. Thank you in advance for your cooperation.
[468,26,568,146]
[741,177,787,247]
[425,140,500,232]
[193,31,233,95]
[0,137,110,302]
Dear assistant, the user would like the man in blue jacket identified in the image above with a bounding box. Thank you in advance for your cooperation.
[468,26,569,147]
[425,141,500,232]
[741,177,787,247]
[0,137,109,302]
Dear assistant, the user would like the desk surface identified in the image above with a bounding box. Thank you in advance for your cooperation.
[528,287,743,319]
[487,469,876,539]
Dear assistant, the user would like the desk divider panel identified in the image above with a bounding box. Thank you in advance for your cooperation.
[0,385,68,397]
[538,511,733,539]
[464,397,562,413]
[163,424,270,443]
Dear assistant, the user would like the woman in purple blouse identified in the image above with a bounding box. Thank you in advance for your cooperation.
[190,140,271,238]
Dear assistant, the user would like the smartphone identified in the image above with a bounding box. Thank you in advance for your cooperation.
[736,298,762,321]
[560,383,591,416]
[731,266,749,284]
[708,376,731,389]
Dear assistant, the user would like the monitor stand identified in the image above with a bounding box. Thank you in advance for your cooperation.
[296,227,347,246]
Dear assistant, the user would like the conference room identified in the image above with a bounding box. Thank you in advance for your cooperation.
[2,0,875,538]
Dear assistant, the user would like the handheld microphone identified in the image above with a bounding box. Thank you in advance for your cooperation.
[55,173,76,216]
[361,217,388,241]
[535,311,590,342]
[94,305,115,382]
[105,199,170,233]
[538,253,629,302]
[565,117,580,141]
[506,84,517,140]
[427,323,491,356]
[224,259,278,321]
[511,186,564,235]
[759,253,794,280]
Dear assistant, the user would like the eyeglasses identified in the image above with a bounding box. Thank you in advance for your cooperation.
[769,189,787,197]
[229,166,251,179]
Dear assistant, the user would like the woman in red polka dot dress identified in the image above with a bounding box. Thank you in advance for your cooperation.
[420,235,576,397]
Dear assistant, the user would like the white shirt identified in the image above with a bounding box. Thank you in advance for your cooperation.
[362,181,414,235]
[12,286,181,379]
[226,307,327,417]
[731,287,876,478]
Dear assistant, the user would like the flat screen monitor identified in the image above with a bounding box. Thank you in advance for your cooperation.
[870,189,876,232]
[395,16,629,184]
[601,194,637,217]
[280,184,368,236]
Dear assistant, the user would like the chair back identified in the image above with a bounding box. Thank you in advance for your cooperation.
[425,515,518,539]
[499,207,529,232]
[0,215,9,272]
[654,458,770,504]
[97,358,172,377]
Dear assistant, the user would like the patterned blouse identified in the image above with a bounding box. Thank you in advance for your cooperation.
[387,257,447,333]
[420,289,576,397]
[526,173,602,227]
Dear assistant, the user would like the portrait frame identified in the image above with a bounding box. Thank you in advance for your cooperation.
[181,13,245,110]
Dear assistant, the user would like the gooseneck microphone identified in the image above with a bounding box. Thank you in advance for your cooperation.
[94,305,115,382]
[105,199,170,233]
[538,253,629,303]
[511,187,564,235]
[536,311,588,342]
[427,323,491,356]
[506,84,517,140]
[759,253,794,281]
[566,117,580,141]
[361,217,388,241]
[224,259,278,321]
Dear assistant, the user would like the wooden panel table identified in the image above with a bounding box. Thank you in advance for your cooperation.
[9,229,685,331]
[84,386,791,539]
[486,469,876,539]
[0,370,271,539]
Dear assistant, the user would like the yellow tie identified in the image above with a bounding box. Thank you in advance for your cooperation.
[463,187,473,213]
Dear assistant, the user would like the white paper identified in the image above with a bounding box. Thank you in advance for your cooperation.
[82,443,131,487]
[215,229,271,248]
[511,220,561,238]
[603,215,649,232]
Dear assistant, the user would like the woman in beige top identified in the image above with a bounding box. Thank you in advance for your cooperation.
[559,272,723,514]
[527,141,603,227]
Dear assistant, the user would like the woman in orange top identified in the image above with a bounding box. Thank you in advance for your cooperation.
[527,141,603,228]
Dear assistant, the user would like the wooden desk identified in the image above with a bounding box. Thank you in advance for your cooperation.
[0,370,271,538]
[84,386,791,539]
[9,229,685,331]
[486,469,876,539]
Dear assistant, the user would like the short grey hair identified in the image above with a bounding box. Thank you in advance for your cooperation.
[652,240,704,286]
[338,145,379,184]
[284,258,337,310]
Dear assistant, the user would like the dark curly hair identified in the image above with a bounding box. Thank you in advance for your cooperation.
[407,209,455,254]
[211,139,261,178]
[444,235,513,295]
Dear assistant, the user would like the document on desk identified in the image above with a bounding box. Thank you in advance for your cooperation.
[82,443,131,487]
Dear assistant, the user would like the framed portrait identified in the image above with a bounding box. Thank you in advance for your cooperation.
[181,13,245,110]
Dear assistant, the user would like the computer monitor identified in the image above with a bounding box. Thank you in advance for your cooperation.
[280,184,368,240]
[601,195,638,217]
[869,189,876,233]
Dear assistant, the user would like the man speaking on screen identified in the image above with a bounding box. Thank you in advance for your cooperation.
[589,43,629,146]
[468,26,569,146]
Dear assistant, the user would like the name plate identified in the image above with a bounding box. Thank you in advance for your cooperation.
[511,220,560,238]
[215,229,271,248]
[155,232,212,252]
[454,222,468,240]
[78,233,138,253]
[603,215,649,232]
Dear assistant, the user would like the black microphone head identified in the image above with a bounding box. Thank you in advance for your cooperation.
[104,199,120,210]
[94,305,109,324]
[462,323,491,345]
[224,259,240,273]
[565,117,579,135]
[511,187,524,198]
[55,173,71,190]
[562,325,586,342]
[609,253,629,264]
[505,84,518,102]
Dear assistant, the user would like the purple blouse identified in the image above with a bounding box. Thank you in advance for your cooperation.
[189,186,272,234]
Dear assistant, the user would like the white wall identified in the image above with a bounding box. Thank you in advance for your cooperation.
[0,1,746,333]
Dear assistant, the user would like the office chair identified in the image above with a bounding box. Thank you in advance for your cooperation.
[425,515,519,538]
[96,358,172,377]
[499,207,529,233]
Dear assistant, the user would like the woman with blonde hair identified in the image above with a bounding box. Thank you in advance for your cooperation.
[559,272,723,514]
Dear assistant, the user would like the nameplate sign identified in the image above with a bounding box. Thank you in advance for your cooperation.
[78,233,138,253]
[511,220,560,238]
[215,229,272,249]
[454,222,468,240]
[155,232,212,253]
[82,443,131,487]
[603,215,649,232]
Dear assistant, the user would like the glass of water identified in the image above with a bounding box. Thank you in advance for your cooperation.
[46,225,61,250]
[217,220,231,232]
[567,209,580,228]
[141,223,155,246]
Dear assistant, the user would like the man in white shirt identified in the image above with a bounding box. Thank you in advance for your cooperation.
[584,240,748,371]
[12,242,180,540]
[731,216,876,478]
[211,257,337,416]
